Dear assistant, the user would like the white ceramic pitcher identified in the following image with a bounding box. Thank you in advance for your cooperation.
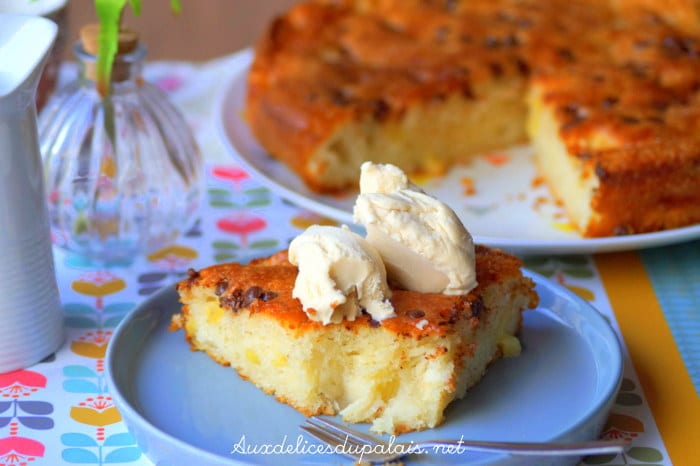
[0,14,64,373]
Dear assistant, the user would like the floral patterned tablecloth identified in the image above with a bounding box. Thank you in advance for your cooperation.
[0,52,697,466]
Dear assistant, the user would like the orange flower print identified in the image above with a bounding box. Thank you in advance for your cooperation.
[70,330,112,359]
[290,212,338,230]
[601,413,643,442]
[70,396,121,427]
[72,271,125,297]
[146,245,198,270]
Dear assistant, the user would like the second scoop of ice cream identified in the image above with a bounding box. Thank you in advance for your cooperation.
[353,162,477,295]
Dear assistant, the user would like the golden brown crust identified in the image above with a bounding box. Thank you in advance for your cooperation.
[176,246,537,339]
[246,0,700,235]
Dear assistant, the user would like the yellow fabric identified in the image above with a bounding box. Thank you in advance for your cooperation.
[595,251,700,464]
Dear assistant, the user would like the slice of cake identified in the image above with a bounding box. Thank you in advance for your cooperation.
[171,245,537,434]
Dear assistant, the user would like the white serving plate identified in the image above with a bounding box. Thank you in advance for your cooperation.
[214,51,700,256]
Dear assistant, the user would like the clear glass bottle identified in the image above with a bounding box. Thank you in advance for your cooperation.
[38,25,202,264]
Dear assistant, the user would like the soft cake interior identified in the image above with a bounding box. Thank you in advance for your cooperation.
[172,247,538,435]
[309,78,529,192]
[526,83,598,233]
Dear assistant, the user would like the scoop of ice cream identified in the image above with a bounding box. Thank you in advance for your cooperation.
[353,162,477,295]
[288,225,395,324]
[358,161,421,194]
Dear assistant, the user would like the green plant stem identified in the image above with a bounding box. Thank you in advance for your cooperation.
[92,0,181,148]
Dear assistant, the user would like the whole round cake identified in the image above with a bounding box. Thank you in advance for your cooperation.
[246,0,700,237]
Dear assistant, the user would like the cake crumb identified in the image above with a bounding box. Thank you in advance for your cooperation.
[169,314,184,331]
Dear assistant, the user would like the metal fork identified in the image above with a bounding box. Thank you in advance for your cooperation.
[300,416,629,464]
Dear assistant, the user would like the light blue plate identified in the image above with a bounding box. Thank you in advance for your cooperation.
[106,271,622,466]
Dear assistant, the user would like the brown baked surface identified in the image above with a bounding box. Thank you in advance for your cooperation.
[246,0,700,237]
[175,245,536,339]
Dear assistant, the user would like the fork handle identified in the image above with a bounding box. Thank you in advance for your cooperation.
[412,438,628,457]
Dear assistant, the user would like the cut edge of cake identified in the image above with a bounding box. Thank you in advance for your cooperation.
[526,82,599,234]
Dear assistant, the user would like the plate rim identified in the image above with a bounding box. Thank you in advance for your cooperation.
[522,270,624,439]
[104,285,250,466]
[213,49,700,255]
[105,268,623,466]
